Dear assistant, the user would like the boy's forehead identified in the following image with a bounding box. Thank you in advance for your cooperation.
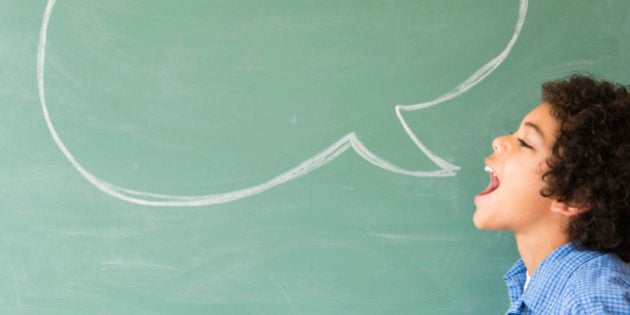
[523,121,543,137]
[521,103,560,140]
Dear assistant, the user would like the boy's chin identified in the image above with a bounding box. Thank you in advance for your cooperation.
[472,210,497,230]
[472,212,485,229]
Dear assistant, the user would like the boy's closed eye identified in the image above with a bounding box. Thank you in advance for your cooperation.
[509,132,533,149]
[518,138,533,149]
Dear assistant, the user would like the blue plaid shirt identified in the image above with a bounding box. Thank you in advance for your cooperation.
[503,243,630,314]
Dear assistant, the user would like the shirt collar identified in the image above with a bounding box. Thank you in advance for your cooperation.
[503,242,602,313]
[503,258,527,313]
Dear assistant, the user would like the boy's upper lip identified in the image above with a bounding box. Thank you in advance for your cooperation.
[484,158,500,179]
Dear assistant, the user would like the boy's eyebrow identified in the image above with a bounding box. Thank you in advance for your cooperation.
[523,121,545,139]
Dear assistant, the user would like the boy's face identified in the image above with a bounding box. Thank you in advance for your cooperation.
[473,103,561,235]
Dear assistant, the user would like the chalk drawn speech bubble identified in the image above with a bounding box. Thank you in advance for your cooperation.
[38,0,527,206]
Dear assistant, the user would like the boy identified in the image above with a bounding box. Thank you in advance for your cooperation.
[473,74,630,314]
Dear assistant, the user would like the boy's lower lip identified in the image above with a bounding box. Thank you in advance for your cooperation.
[474,189,496,207]
[474,191,491,205]
[477,187,497,197]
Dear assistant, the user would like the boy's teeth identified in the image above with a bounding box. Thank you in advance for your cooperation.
[484,166,492,173]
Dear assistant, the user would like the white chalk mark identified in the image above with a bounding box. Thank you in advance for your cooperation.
[9,265,23,310]
[271,277,293,304]
[37,0,527,206]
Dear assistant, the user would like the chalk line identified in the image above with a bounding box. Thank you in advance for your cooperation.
[37,0,527,206]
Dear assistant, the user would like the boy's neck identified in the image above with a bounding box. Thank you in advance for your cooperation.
[514,232,569,275]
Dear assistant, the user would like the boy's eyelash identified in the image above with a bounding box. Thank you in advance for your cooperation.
[518,138,532,149]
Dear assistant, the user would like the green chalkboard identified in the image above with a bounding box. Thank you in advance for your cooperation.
[1,0,629,313]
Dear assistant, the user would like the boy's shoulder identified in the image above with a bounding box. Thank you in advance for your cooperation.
[504,245,628,314]
[560,252,630,314]
[567,251,630,289]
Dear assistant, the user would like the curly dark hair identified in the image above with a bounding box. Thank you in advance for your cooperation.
[540,74,630,262]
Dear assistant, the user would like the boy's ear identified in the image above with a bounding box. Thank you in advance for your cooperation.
[550,200,590,217]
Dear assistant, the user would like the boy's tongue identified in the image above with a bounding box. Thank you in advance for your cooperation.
[478,172,500,196]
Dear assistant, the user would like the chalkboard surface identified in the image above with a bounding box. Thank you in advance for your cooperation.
[1,0,629,313]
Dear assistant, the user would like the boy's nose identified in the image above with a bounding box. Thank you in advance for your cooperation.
[492,136,509,155]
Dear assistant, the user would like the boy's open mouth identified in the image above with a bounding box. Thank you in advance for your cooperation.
[478,166,500,196]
